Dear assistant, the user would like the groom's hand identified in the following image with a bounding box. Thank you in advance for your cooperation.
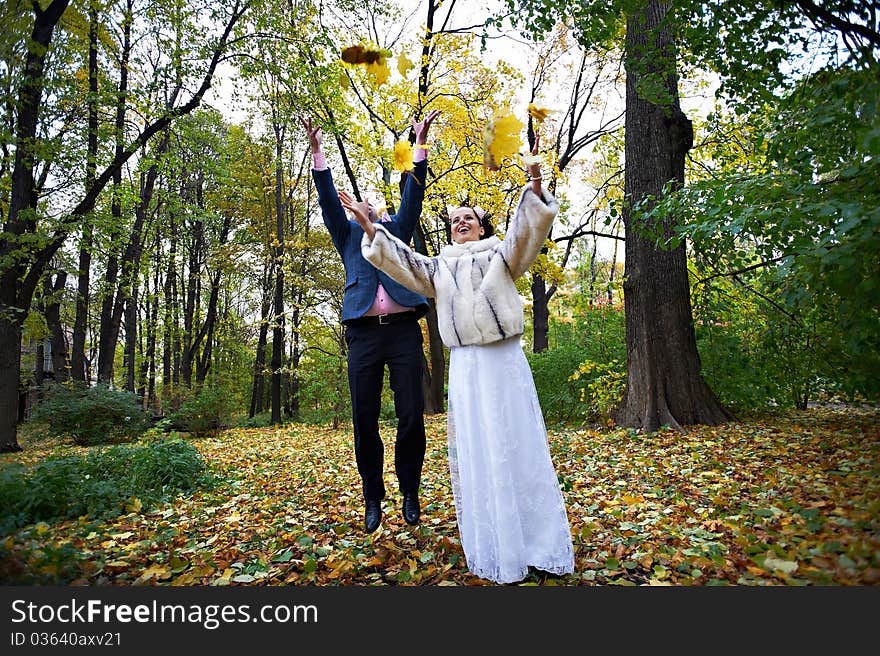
[412,109,441,145]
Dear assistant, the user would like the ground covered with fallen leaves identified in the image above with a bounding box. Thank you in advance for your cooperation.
[2,407,878,586]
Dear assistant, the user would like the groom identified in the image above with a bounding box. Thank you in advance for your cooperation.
[302,111,440,533]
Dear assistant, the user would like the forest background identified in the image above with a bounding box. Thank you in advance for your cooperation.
[0,0,877,586]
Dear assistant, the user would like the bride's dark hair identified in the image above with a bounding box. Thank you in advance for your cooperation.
[470,206,494,239]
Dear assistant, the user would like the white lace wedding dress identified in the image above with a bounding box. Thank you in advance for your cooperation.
[446,336,575,584]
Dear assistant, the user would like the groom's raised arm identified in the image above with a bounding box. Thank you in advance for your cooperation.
[303,117,349,253]
[392,110,441,242]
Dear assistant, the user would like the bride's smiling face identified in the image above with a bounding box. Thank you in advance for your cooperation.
[450,207,484,244]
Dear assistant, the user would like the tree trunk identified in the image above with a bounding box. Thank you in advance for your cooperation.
[614,1,733,432]
[0,0,69,451]
[163,211,178,410]
[96,6,131,384]
[71,2,99,382]
[181,183,203,388]
[124,277,138,392]
[250,266,271,418]
[144,261,158,409]
[194,214,232,385]
[44,272,69,382]
[413,224,445,414]
[531,275,550,353]
[270,121,286,425]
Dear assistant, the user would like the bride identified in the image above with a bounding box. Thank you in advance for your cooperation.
[339,136,574,584]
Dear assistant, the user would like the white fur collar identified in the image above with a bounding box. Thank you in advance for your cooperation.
[441,235,500,258]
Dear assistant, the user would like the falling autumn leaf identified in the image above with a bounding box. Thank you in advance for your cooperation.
[340,44,391,65]
[527,103,555,124]
[397,52,415,76]
[364,60,390,86]
[341,44,393,86]
[392,140,414,172]
[483,113,524,171]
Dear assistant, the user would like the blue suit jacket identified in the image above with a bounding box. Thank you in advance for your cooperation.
[313,159,429,323]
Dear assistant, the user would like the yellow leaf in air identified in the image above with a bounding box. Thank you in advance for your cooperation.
[393,140,414,172]
[125,497,142,513]
[365,59,390,86]
[397,52,414,76]
[527,103,555,123]
[483,113,523,171]
[340,44,390,65]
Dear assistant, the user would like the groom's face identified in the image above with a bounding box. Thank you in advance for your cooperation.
[365,190,387,223]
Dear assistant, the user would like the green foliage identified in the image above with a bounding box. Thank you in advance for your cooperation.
[691,264,876,414]
[26,383,151,446]
[528,303,626,423]
[0,437,213,535]
[568,358,626,419]
[692,280,791,414]
[298,341,351,426]
[661,66,880,402]
[169,384,237,436]
[236,412,274,429]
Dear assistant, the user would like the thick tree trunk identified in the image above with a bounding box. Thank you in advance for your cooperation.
[72,231,92,382]
[413,224,445,414]
[614,1,733,433]
[0,317,24,451]
[423,298,445,414]
[71,3,99,382]
[531,274,550,353]
[0,0,70,451]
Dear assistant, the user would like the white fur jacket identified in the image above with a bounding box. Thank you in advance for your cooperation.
[361,184,558,348]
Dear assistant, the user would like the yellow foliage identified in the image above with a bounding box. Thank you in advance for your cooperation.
[393,140,415,172]
[482,113,523,171]
[527,103,555,124]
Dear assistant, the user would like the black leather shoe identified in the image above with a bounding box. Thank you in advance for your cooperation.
[402,492,420,526]
[364,499,382,533]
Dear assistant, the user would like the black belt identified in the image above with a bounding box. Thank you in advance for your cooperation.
[346,311,419,327]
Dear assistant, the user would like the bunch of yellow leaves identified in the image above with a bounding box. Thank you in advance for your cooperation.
[340,44,392,86]
[527,103,555,124]
[393,140,414,172]
[482,113,524,171]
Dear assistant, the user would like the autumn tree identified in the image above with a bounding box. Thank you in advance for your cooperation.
[0,0,249,451]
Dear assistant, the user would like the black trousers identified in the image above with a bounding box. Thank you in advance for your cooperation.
[345,318,426,501]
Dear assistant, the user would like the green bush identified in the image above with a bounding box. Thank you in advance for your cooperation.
[298,347,351,426]
[27,383,151,446]
[236,412,274,428]
[169,384,236,436]
[569,358,627,420]
[0,437,213,535]
[528,303,626,424]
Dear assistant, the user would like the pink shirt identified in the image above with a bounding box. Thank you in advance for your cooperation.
[314,148,425,316]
